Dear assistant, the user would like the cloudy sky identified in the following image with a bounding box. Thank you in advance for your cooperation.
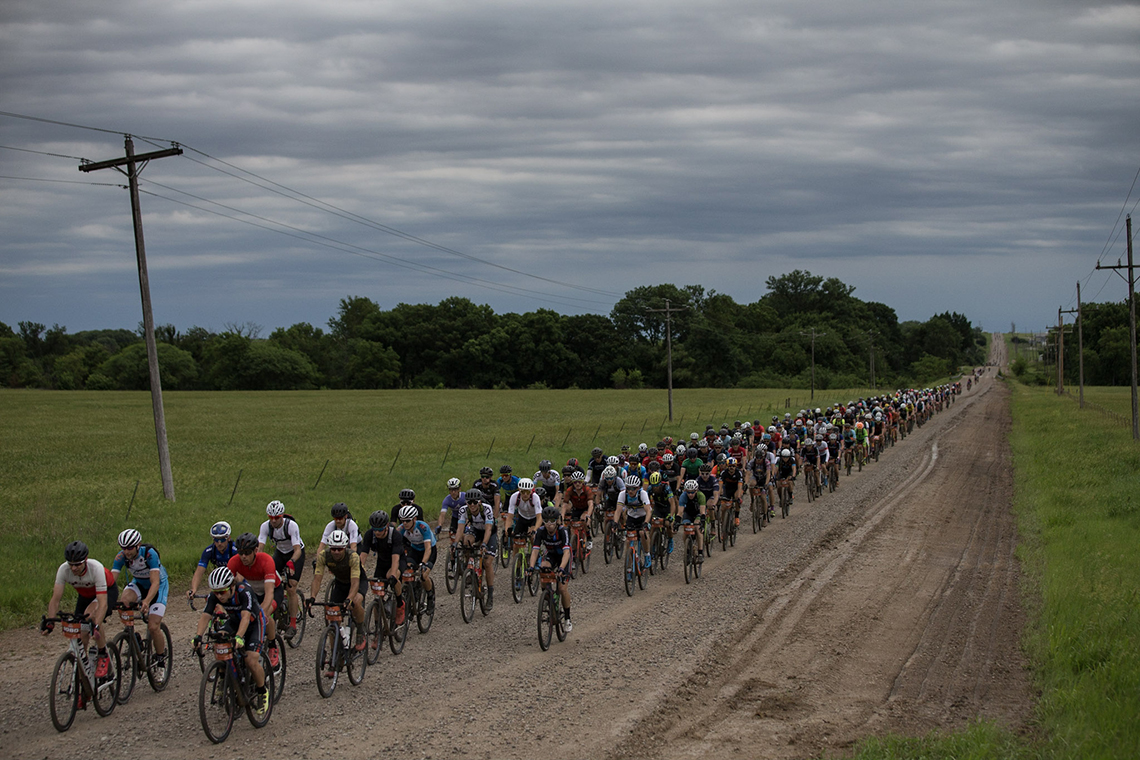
[1,0,1138,337]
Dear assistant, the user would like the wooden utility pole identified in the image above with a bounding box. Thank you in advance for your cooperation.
[80,136,183,498]
[1096,214,1138,440]
[646,299,687,422]
[1056,307,1064,395]
[865,330,877,390]
[799,328,827,401]
[1061,297,1079,403]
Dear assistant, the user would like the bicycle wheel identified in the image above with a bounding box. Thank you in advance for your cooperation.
[647,527,660,576]
[554,594,567,642]
[660,530,670,571]
[692,537,702,579]
[806,473,815,503]
[623,544,635,597]
[416,584,434,633]
[477,577,488,617]
[498,530,510,568]
[346,622,367,686]
[637,543,647,590]
[846,454,852,477]
[729,510,737,547]
[146,623,173,691]
[389,594,408,655]
[781,489,789,518]
[751,497,760,534]
[445,546,459,594]
[269,635,286,705]
[112,630,137,704]
[92,645,121,716]
[49,650,79,732]
[512,551,526,604]
[579,533,590,575]
[286,601,306,648]
[316,625,338,698]
[603,522,614,564]
[683,537,693,584]
[537,589,554,651]
[198,660,234,744]
[364,600,383,665]
[246,650,274,728]
[460,569,477,623]
[720,511,730,551]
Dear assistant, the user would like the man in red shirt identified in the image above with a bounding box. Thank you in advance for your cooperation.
[228,533,283,663]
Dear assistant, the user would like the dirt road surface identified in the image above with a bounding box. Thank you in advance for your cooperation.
[0,365,1031,759]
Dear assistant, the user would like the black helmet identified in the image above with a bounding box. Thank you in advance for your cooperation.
[369,510,389,530]
[535,486,547,499]
[561,465,574,477]
[331,502,349,518]
[480,466,494,478]
[539,459,552,472]
[398,488,415,502]
[234,532,258,554]
[465,489,484,504]
[499,464,513,474]
[591,447,603,457]
[541,506,561,523]
[65,541,89,563]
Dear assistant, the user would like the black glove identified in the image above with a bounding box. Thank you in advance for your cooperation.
[40,616,53,633]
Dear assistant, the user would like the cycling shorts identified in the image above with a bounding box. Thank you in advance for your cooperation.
[254,583,286,615]
[273,548,306,583]
[124,578,168,618]
[224,608,266,654]
[651,504,672,521]
[74,583,118,622]
[329,573,368,605]
[407,544,438,570]
[624,514,646,531]
[512,516,536,537]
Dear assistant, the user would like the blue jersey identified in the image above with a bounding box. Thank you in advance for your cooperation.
[398,520,436,552]
[198,541,238,570]
[112,546,168,587]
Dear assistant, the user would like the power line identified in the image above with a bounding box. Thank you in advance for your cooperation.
[0,174,125,188]
[0,144,89,161]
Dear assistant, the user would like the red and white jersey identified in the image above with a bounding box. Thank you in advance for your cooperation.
[54,559,112,598]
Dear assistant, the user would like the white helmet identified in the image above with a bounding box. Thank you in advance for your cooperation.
[625,475,642,489]
[397,505,418,522]
[690,432,700,441]
[117,529,142,549]
[266,500,285,517]
[780,448,792,458]
[684,479,698,492]
[675,444,686,455]
[210,521,231,539]
[518,478,535,491]
[602,465,617,479]
[606,455,619,466]
[327,529,350,549]
[208,566,235,591]
[638,443,648,452]
[446,477,461,489]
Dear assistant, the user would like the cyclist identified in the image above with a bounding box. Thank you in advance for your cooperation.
[188,521,238,601]
[534,460,560,498]
[505,478,543,546]
[458,488,497,610]
[814,434,832,487]
[496,465,520,502]
[390,488,424,523]
[695,462,720,506]
[679,446,704,483]
[775,448,798,505]
[559,470,595,549]
[396,505,437,615]
[585,447,607,487]
[308,529,367,651]
[437,477,466,537]
[359,510,408,626]
[660,452,681,491]
[748,444,774,516]
[528,505,573,632]
[615,475,652,570]
[473,467,501,519]
[192,567,269,717]
[801,436,821,493]
[854,421,869,465]
[111,529,169,670]
[258,500,305,636]
[718,457,745,526]
[228,532,284,667]
[318,502,362,554]
[43,541,118,682]
[646,471,678,554]
[678,481,707,561]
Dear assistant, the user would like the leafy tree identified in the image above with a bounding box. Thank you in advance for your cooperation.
[97,343,199,390]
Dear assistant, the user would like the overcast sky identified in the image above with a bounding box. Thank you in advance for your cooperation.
[1,0,1138,337]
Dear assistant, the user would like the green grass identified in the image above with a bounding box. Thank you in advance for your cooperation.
[0,386,872,627]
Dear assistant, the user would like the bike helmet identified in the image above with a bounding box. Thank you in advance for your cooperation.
[591,447,603,457]
[780,448,792,458]
[699,463,712,474]
[517,478,535,491]
[856,422,864,429]
[480,466,494,478]
[208,566,235,591]
[566,458,579,468]
[698,440,709,449]
[648,472,662,485]
[398,488,416,502]
[369,510,390,530]
[690,432,700,441]
[398,505,419,522]
[535,486,547,500]
[447,477,462,489]
[117,529,142,549]
[607,455,620,466]
[266,500,285,517]
[620,444,630,452]
[541,506,561,523]
[561,465,575,477]
[570,470,586,482]
[647,447,658,458]
[625,475,642,489]
[828,433,837,441]
[499,464,513,474]
[726,457,738,466]
[684,479,698,492]
[327,529,350,549]
[210,521,231,539]
[758,444,768,453]
[602,466,617,479]
[662,453,675,463]
[638,443,648,453]
[234,532,258,554]
[331,502,349,518]
[463,490,483,506]
[675,445,686,456]
[65,541,89,563]
[539,460,552,472]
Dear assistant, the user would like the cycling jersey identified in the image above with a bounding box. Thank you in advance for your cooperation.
[198,541,238,570]
[678,491,706,518]
[440,493,466,532]
[695,474,719,500]
[563,484,592,513]
[617,487,649,519]
[720,468,743,498]
[507,491,542,521]
[533,524,571,562]
[55,559,113,598]
[313,546,365,586]
[533,471,560,494]
[649,484,673,517]
[320,518,362,547]
[680,456,704,480]
[776,458,797,479]
[259,516,304,554]
[586,458,608,485]
[112,546,168,587]
[204,584,265,651]
[496,475,520,499]
[597,477,624,509]
[360,527,407,578]
[473,479,500,506]
[458,500,496,537]
[398,520,437,552]
[227,552,280,598]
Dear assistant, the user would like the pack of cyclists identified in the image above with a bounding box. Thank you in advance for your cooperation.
[43,383,959,728]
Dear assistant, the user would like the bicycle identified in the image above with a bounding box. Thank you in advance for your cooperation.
[827,459,840,493]
[189,594,285,705]
[648,516,671,574]
[46,611,121,731]
[776,478,792,518]
[601,508,620,564]
[442,530,462,594]
[749,487,769,533]
[717,498,738,550]
[802,463,818,503]
[534,567,568,651]
[273,588,306,648]
[459,544,489,623]
[111,601,172,704]
[308,600,366,698]
[682,521,702,584]
[568,518,591,577]
[509,533,539,604]
[623,529,648,597]
[363,578,408,661]
[402,563,434,634]
[195,615,274,743]
[701,501,717,555]
[844,447,854,477]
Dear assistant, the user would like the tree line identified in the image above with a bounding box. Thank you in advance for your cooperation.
[0,271,987,391]
[1013,299,1140,387]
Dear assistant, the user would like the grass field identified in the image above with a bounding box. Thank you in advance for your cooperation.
[1,385,879,627]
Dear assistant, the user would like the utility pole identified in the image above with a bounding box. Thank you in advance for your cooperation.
[646,299,687,422]
[1056,307,1064,395]
[80,136,183,498]
[1095,214,1139,441]
[865,331,877,390]
[799,328,827,401]
[1061,298,1079,403]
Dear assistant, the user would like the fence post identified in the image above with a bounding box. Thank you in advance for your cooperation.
[125,480,140,520]
[486,437,496,459]
[526,433,536,454]
[562,428,572,449]
[227,469,243,506]
[388,448,401,475]
[440,443,451,470]
[313,459,329,489]
[591,424,602,443]
[640,417,648,433]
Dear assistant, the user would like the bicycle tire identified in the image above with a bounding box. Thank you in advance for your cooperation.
[477,575,488,617]
[554,593,567,642]
[512,551,526,603]
[198,660,234,743]
[92,645,121,716]
[49,650,79,732]
[683,537,692,584]
[286,601,306,648]
[364,600,383,665]
[720,511,730,551]
[316,625,338,698]
[602,522,614,564]
[660,529,670,571]
[578,532,590,575]
[112,630,137,704]
[417,583,435,633]
[460,569,477,623]
[389,594,408,655]
[498,530,510,569]
[845,453,852,477]
[637,542,648,590]
[647,527,660,576]
[623,544,635,597]
[692,537,702,579]
[729,510,737,547]
[246,649,274,728]
[269,635,286,705]
[146,623,173,692]
[781,488,789,518]
[538,589,554,651]
[346,622,367,685]
[806,472,815,503]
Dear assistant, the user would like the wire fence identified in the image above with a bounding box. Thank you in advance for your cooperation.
[1061,389,1133,428]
